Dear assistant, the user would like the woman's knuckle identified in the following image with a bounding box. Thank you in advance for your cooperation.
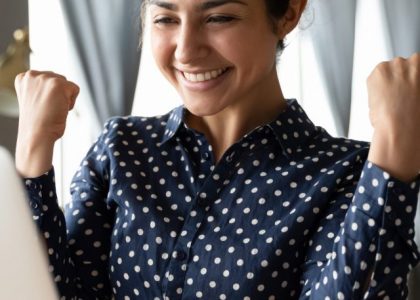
[15,72,25,82]
[27,70,39,77]
[376,61,389,71]
[410,52,420,59]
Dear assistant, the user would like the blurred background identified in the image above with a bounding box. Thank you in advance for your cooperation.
[1,0,419,297]
[0,0,28,155]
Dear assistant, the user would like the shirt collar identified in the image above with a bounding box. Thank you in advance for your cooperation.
[161,99,319,158]
[266,99,319,158]
[161,105,185,144]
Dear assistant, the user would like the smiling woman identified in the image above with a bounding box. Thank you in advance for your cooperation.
[15,0,420,299]
[148,0,302,159]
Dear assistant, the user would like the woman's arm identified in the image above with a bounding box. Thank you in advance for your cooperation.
[299,161,420,299]
[15,71,114,298]
[24,123,115,299]
[300,53,420,298]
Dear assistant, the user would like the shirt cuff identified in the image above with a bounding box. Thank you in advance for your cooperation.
[354,161,420,245]
[23,167,58,218]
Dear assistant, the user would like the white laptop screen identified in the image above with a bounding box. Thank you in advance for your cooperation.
[0,146,58,300]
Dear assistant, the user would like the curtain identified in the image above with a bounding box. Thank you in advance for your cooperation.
[349,0,420,141]
[60,0,142,128]
[305,0,357,137]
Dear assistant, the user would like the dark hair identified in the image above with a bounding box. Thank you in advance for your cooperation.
[264,0,291,52]
[139,0,291,52]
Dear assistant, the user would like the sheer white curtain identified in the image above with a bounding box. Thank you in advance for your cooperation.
[350,0,420,140]
[60,0,141,128]
[305,0,357,137]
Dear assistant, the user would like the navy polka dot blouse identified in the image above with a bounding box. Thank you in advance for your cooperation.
[25,99,420,299]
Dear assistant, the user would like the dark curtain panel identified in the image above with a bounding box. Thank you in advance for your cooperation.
[60,0,142,127]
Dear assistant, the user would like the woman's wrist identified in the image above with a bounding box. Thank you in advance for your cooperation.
[15,133,56,178]
[368,129,420,183]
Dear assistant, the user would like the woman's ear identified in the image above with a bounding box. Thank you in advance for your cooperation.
[276,0,308,39]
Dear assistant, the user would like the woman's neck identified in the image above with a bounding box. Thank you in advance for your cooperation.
[186,75,287,163]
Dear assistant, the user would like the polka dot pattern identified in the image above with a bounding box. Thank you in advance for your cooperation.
[24,100,420,299]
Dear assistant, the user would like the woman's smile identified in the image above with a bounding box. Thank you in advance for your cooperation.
[182,67,229,82]
[176,67,232,92]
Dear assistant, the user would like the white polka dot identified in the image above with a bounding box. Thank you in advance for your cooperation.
[344,266,351,274]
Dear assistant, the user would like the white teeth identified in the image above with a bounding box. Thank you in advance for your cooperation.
[197,73,205,81]
[183,68,227,82]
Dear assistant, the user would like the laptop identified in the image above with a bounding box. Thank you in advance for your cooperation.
[0,146,58,299]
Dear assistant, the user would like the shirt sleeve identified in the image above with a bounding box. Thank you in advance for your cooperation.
[299,161,420,299]
[24,121,115,299]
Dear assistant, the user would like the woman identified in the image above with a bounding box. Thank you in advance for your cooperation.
[15,0,420,299]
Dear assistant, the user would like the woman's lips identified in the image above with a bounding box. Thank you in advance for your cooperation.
[178,67,231,92]
[182,67,228,82]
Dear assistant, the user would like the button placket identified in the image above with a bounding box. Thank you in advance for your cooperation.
[176,250,186,261]
[164,143,238,299]
[163,188,216,299]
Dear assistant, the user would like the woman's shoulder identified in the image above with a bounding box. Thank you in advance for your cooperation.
[100,107,181,139]
[307,125,371,163]
[315,129,370,151]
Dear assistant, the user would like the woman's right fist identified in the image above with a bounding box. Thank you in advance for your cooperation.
[15,70,80,143]
[14,71,80,177]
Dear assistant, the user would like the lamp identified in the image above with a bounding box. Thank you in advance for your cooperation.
[0,27,30,118]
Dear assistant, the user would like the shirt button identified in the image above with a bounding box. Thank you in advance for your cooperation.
[27,182,37,189]
[176,250,186,261]
[30,201,39,209]
[202,152,211,161]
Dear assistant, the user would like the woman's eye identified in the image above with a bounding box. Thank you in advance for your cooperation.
[207,15,235,23]
[153,17,177,25]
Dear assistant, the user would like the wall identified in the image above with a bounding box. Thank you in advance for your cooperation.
[0,0,28,155]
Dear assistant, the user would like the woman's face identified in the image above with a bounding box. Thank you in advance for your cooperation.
[148,0,282,116]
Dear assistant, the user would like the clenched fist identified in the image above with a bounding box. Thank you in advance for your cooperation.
[367,53,420,182]
[15,70,79,177]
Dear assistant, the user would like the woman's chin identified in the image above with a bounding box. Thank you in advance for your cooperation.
[182,100,225,118]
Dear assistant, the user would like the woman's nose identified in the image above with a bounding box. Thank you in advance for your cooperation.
[174,25,210,64]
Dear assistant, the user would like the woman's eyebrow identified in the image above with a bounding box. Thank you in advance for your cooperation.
[200,0,248,10]
[149,0,248,11]
[149,0,177,10]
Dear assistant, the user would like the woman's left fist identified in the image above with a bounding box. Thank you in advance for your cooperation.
[367,53,420,133]
[367,53,420,181]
